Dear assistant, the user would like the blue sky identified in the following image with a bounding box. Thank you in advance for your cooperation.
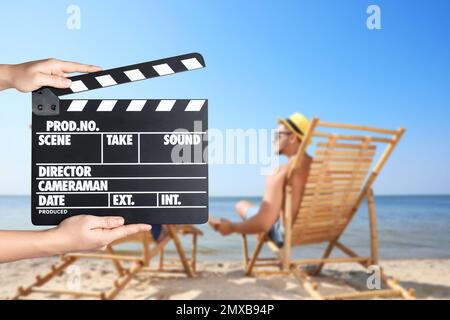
[0,0,449,196]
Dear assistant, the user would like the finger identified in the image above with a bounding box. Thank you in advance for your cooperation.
[52,71,69,78]
[36,73,72,89]
[60,61,102,74]
[104,224,152,243]
[207,218,220,231]
[89,216,125,229]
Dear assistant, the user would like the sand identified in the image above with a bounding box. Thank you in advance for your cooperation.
[0,257,449,300]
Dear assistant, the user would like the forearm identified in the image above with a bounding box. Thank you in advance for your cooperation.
[0,64,13,91]
[231,214,270,235]
[0,229,65,263]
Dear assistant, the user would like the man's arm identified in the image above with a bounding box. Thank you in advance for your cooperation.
[226,165,288,235]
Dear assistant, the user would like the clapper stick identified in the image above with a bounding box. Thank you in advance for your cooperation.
[31,53,208,226]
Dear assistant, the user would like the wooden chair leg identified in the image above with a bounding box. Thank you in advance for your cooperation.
[367,188,379,265]
[245,234,266,276]
[242,234,249,266]
[106,246,125,276]
[13,256,77,299]
[291,267,323,300]
[104,262,143,300]
[311,240,336,276]
[283,185,293,271]
[159,248,164,271]
[167,225,194,277]
[142,233,151,267]
[191,233,198,273]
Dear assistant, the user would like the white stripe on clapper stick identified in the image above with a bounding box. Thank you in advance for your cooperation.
[156,100,176,111]
[124,69,146,81]
[70,80,88,93]
[181,58,203,70]
[67,100,88,112]
[97,100,117,112]
[153,63,174,76]
[95,75,117,87]
[126,100,146,111]
[185,100,205,111]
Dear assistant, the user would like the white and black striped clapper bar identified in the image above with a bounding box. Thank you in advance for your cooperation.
[31,53,208,226]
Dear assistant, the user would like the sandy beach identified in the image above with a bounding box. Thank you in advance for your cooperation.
[1,257,449,300]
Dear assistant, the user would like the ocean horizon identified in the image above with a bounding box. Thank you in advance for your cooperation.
[1,195,449,261]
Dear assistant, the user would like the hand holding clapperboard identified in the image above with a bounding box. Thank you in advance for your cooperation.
[32,53,208,225]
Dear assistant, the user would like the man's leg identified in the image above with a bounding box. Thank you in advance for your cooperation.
[235,200,254,220]
[235,200,266,240]
[209,200,255,233]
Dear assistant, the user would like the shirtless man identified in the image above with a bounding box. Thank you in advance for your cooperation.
[209,113,312,247]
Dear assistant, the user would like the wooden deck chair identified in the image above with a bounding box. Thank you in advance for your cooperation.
[13,225,203,300]
[242,117,416,300]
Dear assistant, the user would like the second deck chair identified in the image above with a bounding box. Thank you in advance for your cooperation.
[242,117,416,300]
[13,225,203,300]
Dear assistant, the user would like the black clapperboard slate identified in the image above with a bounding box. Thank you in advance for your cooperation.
[31,53,208,225]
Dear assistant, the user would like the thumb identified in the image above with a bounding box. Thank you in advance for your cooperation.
[37,73,72,89]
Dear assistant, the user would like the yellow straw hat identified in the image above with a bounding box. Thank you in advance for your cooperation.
[277,113,311,144]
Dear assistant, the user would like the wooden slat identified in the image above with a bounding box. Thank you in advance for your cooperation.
[292,236,334,245]
[313,131,392,143]
[292,235,335,245]
[296,210,352,220]
[305,180,364,189]
[30,287,102,298]
[310,166,371,173]
[316,142,376,150]
[324,289,401,300]
[305,182,365,190]
[294,222,348,233]
[302,191,360,199]
[293,224,346,236]
[310,163,372,170]
[313,154,375,161]
[316,121,398,135]
[299,203,357,213]
[306,182,363,189]
[314,149,376,157]
[295,214,349,224]
[295,220,352,231]
[296,209,350,220]
[296,209,348,219]
[293,219,348,229]
[313,157,373,163]
[295,218,347,227]
[301,196,359,206]
[291,257,372,265]
[301,193,359,203]
[299,202,354,210]
[309,169,370,175]
[293,232,340,242]
[303,188,361,196]
[307,175,366,182]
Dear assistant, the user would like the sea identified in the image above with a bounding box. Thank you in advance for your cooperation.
[1,195,449,261]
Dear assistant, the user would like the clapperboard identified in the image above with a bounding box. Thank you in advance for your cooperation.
[31,53,208,225]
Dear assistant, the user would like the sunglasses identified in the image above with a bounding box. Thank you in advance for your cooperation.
[273,131,292,139]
